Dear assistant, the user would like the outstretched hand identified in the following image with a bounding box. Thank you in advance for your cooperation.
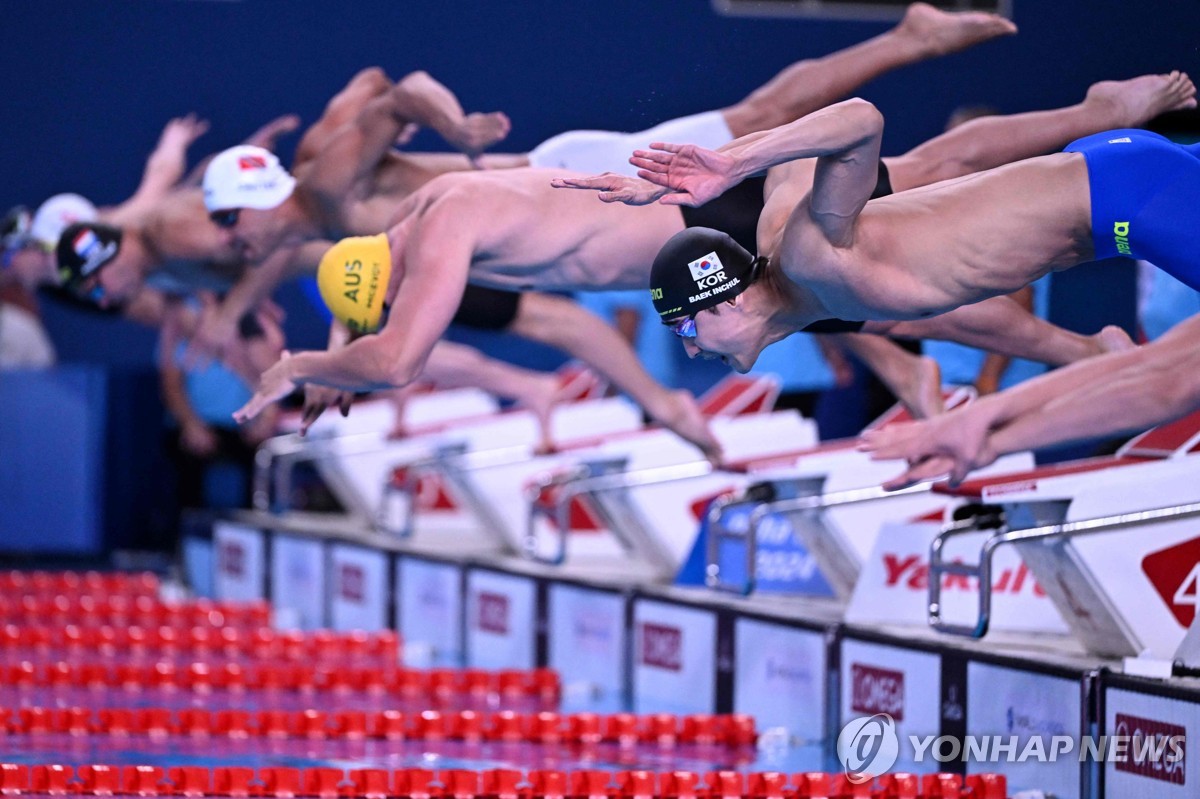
[550,173,670,206]
[660,389,724,465]
[233,351,298,425]
[857,410,997,491]
[630,141,739,206]
[299,384,354,435]
[159,114,210,151]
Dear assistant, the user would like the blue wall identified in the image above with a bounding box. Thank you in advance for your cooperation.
[4,0,1196,364]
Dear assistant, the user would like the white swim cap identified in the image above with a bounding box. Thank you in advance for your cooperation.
[30,193,98,249]
[202,145,296,212]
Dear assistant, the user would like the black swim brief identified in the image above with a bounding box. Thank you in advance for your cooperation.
[680,176,767,253]
[451,285,522,331]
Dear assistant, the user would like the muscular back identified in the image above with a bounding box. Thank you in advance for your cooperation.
[777,153,1094,320]
[397,168,687,292]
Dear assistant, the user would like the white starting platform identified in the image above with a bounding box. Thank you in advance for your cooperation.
[186,384,1200,799]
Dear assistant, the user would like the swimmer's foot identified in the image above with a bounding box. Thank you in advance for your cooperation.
[515,374,567,453]
[896,2,1017,58]
[1085,71,1198,127]
[1095,324,1137,355]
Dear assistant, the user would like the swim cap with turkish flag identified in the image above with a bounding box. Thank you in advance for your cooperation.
[203,145,296,212]
[649,227,759,319]
[317,234,392,334]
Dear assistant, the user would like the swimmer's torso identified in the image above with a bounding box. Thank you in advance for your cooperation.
[384,168,685,299]
[777,153,1094,320]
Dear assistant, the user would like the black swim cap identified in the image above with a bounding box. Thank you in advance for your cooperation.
[649,227,760,319]
[56,222,123,289]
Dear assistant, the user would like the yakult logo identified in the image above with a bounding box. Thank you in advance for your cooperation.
[883,554,1046,596]
[687,251,728,288]
[476,592,510,634]
[850,664,905,720]
[639,623,683,671]
[838,714,900,784]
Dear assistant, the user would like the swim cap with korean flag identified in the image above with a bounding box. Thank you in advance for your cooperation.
[316,234,392,334]
[203,145,296,212]
[649,227,759,319]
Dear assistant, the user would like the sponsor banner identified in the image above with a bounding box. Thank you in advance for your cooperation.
[632,600,716,714]
[733,618,827,739]
[1105,688,1196,797]
[712,503,835,596]
[466,570,536,669]
[397,558,464,667]
[845,520,1069,633]
[840,638,940,774]
[269,535,325,630]
[213,523,265,602]
[967,662,1083,799]
[548,584,627,712]
[329,544,389,631]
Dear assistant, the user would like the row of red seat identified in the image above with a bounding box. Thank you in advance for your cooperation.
[5,706,756,746]
[0,570,158,598]
[0,625,400,662]
[0,765,1006,799]
[0,597,270,628]
[3,660,558,698]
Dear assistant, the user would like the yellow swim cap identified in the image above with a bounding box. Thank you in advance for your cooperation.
[316,234,393,334]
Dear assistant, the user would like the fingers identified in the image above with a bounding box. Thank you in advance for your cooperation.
[232,396,268,425]
[630,156,669,174]
[339,394,353,416]
[631,148,674,166]
[635,169,672,187]
[550,175,618,190]
[646,141,682,154]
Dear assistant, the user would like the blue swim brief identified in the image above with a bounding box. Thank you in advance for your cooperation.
[1065,129,1200,289]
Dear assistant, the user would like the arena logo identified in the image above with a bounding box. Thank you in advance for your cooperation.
[882,553,1046,596]
[639,623,683,671]
[1113,221,1133,256]
[850,663,905,721]
[217,541,245,578]
[476,592,510,634]
[338,563,365,603]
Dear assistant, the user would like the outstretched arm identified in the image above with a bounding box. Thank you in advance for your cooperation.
[234,192,475,423]
[859,314,1200,487]
[630,98,884,237]
[103,115,210,226]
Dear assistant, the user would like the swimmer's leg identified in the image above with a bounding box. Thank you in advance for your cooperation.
[294,67,395,166]
[507,293,722,460]
[835,333,945,419]
[721,3,1015,136]
[887,71,1197,190]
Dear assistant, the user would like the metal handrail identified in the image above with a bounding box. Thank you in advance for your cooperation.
[928,501,1200,639]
